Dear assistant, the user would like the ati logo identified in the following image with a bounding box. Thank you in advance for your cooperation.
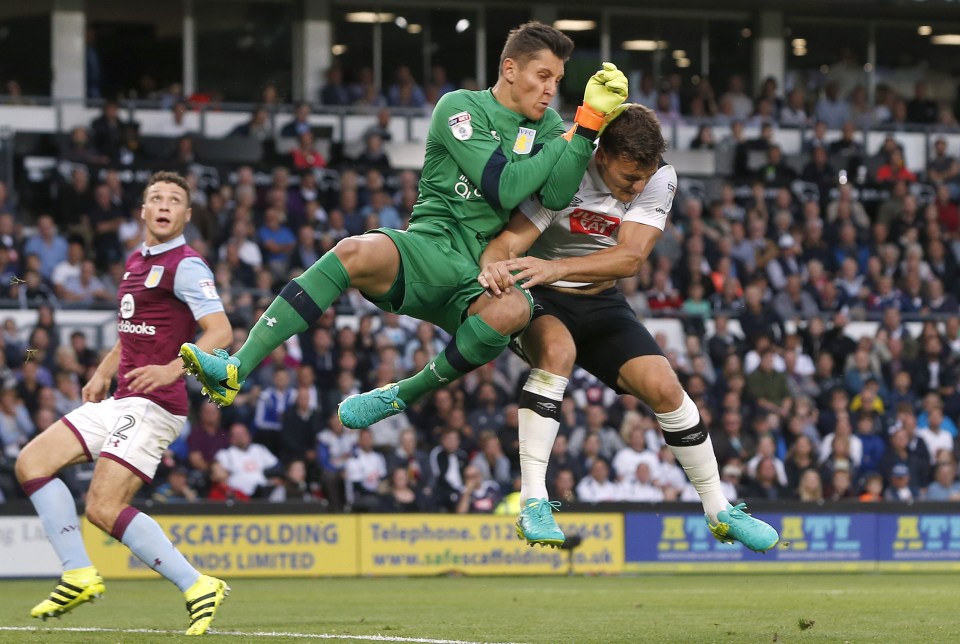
[569,209,620,237]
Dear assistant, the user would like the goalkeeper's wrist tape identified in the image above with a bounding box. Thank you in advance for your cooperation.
[573,104,604,140]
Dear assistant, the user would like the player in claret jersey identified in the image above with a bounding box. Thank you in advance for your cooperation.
[479,105,780,552]
[15,171,233,635]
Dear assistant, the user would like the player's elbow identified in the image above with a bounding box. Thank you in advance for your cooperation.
[539,191,571,212]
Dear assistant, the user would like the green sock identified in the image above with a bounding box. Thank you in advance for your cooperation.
[235,253,350,380]
[397,314,509,404]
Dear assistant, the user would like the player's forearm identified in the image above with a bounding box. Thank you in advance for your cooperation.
[538,135,595,210]
[93,342,122,380]
[193,324,233,354]
[553,244,649,284]
[495,135,591,211]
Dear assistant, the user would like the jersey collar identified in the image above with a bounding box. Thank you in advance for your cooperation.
[142,235,186,257]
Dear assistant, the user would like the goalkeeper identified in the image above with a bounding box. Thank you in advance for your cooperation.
[479,104,780,552]
[181,22,628,430]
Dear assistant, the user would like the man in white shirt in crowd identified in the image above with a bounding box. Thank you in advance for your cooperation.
[576,459,620,502]
[214,423,279,498]
[344,428,387,509]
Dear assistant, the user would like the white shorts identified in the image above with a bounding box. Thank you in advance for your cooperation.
[62,396,187,483]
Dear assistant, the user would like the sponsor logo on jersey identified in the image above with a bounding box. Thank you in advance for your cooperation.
[448,111,473,141]
[145,265,164,288]
[120,293,135,319]
[569,196,583,207]
[118,319,157,335]
[569,209,621,237]
[199,278,219,299]
[513,127,536,155]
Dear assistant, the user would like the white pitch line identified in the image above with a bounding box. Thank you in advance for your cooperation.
[0,626,526,644]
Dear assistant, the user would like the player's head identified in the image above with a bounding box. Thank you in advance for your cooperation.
[141,171,191,245]
[496,22,573,121]
[596,104,666,202]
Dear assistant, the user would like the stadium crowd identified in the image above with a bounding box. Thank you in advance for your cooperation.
[1,65,960,512]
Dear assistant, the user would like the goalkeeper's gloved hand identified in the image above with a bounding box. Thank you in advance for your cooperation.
[574,63,628,136]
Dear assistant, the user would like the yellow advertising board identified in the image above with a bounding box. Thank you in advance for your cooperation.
[84,514,358,578]
[358,513,624,576]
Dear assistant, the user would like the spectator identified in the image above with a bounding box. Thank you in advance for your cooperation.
[569,404,625,461]
[214,423,280,498]
[187,404,229,476]
[815,82,851,129]
[206,461,249,501]
[907,80,938,124]
[23,215,68,280]
[884,463,915,501]
[611,426,660,484]
[619,462,666,502]
[317,412,357,512]
[355,133,391,172]
[917,406,954,464]
[320,64,351,106]
[90,99,126,162]
[721,74,754,120]
[379,467,426,512]
[152,467,198,503]
[876,148,917,184]
[59,259,110,305]
[88,183,125,270]
[780,87,810,126]
[258,207,297,277]
[455,464,502,513]
[742,457,789,500]
[229,105,273,141]
[388,427,431,492]
[386,65,427,108]
[924,461,960,500]
[280,102,312,138]
[576,459,620,502]
[291,131,327,170]
[268,459,320,502]
[274,382,318,462]
[796,468,824,502]
[158,101,192,138]
[429,428,467,512]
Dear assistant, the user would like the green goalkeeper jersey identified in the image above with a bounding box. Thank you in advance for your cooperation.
[410,88,595,261]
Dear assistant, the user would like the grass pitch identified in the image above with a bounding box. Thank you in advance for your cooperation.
[0,574,953,643]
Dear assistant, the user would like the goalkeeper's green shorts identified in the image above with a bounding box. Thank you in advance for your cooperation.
[365,223,533,335]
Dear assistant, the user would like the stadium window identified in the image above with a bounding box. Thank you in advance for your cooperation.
[332,6,479,106]
[783,20,868,108]
[195,1,294,102]
[87,0,183,101]
[0,2,51,97]
[554,10,601,112]
[610,12,708,112]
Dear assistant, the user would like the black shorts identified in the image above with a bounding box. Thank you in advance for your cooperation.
[512,285,664,393]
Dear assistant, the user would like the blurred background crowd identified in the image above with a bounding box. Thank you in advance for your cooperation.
[3,2,960,513]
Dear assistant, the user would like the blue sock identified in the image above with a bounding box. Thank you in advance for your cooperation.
[114,508,200,592]
[24,477,92,571]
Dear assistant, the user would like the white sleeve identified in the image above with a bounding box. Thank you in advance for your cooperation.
[173,256,225,320]
[622,165,677,232]
[517,193,560,233]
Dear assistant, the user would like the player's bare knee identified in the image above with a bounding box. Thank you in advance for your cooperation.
[84,498,123,534]
[504,289,533,332]
[539,340,576,375]
[652,377,685,413]
[13,452,35,484]
[332,237,364,272]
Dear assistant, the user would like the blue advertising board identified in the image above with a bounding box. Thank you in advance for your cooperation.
[626,512,876,563]
[624,512,960,568]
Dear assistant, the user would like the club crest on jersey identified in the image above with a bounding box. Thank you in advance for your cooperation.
[144,265,164,288]
[513,127,536,155]
[569,209,621,237]
[448,111,472,141]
